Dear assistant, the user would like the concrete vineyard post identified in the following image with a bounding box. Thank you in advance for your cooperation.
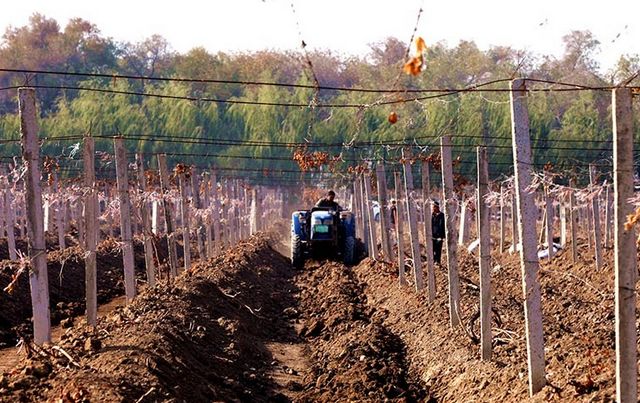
[421,161,435,301]
[211,170,221,255]
[191,170,206,259]
[19,185,27,240]
[499,185,506,252]
[560,200,567,247]
[538,208,547,246]
[604,184,612,248]
[114,137,137,302]
[544,172,554,260]
[402,149,425,292]
[19,87,51,345]
[44,183,51,234]
[477,146,492,361]
[510,79,545,395]
[363,173,378,259]
[458,197,469,246]
[108,185,116,239]
[439,137,461,326]
[569,181,578,263]
[178,172,192,271]
[76,197,85,248]
[589,165,603,270]
[202,172,214,256]
[152,200,159,235]
[157,154,179,278]
[250,187,259,235]
[227,181,236,246]
[586,205,593,250]
[353,178,364,240]
[221,190,229,249]
[135,153,156,287]
[393,171,407,286]
[375,163,393,261]
[0,173,5,240]
[511,191,519,251]
[83,136,98,325]
[3,178,17,260]
[612,87,637,403]
[358,175,369,255]
[53,173,65,250]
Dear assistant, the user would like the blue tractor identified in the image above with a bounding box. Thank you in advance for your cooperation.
[290,207,356,268]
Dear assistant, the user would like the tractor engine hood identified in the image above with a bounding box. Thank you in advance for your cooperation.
[310,210,335,240]
[311,210,334,224]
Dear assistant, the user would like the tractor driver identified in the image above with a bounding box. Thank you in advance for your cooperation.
[315,190,342,211]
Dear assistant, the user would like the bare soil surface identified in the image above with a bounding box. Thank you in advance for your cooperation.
[354,236,625,402]
[0,229,633,402]
[0,235,172,348]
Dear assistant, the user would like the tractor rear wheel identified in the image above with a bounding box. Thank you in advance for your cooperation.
[291,234,305,268]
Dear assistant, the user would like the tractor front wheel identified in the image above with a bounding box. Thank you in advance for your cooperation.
[343,236,355,265]
[291,234,305,268]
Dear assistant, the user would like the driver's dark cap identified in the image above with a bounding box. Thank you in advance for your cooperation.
[327,190,336,197]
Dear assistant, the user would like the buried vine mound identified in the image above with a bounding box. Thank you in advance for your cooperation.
[0,231,627,402]
[0,233,430,402]
[0,236,171,348]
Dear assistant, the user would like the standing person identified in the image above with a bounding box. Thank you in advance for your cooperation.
[389,199,397,225]
[432,200,445,265]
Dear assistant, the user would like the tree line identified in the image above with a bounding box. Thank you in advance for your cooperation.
[0,14,639,184]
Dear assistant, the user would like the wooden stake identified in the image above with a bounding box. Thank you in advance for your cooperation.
[135,153,156,287]
[421,161,435,301]
[510,79,545,395]
[375,163,393,260]
[83,136,98,325]
[19,87,51,345]
[612,87,637,402]
[439,137,460,326]
[114,137,137,302]
[157,154,179,278]
[477,146,492,361]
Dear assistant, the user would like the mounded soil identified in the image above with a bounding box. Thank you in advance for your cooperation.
[0,234,172,348]
[0,228,635,402]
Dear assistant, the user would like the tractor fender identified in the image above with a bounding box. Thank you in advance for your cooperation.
[291,211,308,241]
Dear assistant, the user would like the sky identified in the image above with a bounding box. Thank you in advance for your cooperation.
[0,0,637,72]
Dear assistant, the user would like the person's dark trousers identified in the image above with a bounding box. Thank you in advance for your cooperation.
[433,239,443,264]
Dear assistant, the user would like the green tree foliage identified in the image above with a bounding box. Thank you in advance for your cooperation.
[0,14,637,184]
